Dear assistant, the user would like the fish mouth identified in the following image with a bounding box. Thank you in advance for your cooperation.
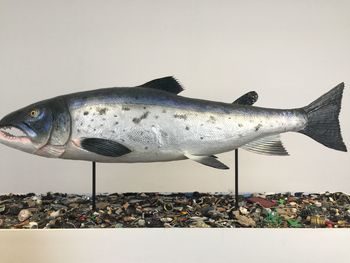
[0,126,29,141]
[0,124,37,154]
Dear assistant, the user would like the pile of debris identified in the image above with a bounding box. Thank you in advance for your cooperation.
[0,192,349,228]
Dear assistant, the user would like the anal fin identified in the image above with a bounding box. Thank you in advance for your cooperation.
[241,135,289,156]
[184,153,229,170]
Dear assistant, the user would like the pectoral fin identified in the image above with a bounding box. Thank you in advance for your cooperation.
[184,153,229,170]
[80,138,132,157]
[241,135,289,156]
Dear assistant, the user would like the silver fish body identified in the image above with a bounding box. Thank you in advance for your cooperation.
[62,88,306,162]
[0,77,346,169]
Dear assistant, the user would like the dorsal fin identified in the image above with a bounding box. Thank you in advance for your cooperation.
[233,91,258,105]
[140,76,184,94]
[241,135,289,156]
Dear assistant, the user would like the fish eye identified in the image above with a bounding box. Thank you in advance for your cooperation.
[29,109,40,118]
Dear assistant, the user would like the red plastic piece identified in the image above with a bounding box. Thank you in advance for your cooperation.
[247,197,277,208]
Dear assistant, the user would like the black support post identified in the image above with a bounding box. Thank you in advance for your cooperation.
[92,161,96,210]
[235,149,239,209]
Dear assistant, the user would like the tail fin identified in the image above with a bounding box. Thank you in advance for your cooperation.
[299,83,347,152]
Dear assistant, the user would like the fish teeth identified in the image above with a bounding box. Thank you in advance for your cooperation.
[0,126,27,138]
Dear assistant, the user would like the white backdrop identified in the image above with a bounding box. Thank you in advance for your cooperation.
[0,0,349,194]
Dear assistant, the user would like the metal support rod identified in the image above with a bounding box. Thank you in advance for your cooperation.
[235,149,239,209]
[92,161,96,210]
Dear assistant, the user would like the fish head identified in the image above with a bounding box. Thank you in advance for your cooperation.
[0,98,71,156]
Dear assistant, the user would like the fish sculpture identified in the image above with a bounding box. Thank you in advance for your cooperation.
[0,77,347,169]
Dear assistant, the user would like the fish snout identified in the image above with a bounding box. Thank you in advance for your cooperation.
[0,112,36,153]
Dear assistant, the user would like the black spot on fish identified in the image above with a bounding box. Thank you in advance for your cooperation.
[132,111,150,124]
[91,119,94,122]
[121,139,125,142]
[216,127,222,130]
[160,130,168,137]
[155,115,159,119]
[100,124,104,127]
[200,123,204,126]
[143,106,147,109]
[80,122,83,126]
[93,129,96,131]
[112,130,116,133]
[123,129,126,132]
[102,118,106,121]
[114,115,118,118]
[77,129,80,133]
[83,111,89,116]
[228,117,232,120]
[162,109,167,113]
[238,123,243,127]
[255,124,262,131]
[98,108,107,115]
[207,115,216,123]
[200,136,204,140]
[144,146,148,150]
[115,122,119,125]
[174,114,187,120]
[122,106,130,111]
[140,131,144,135]
[185,126,190,130]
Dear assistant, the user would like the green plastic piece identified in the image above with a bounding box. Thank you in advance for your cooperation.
[264,212,282,227]
[278,199,285,205]
[287,219,302,228]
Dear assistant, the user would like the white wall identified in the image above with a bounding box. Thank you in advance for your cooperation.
[0,0,349,194]
[0,229,349,263]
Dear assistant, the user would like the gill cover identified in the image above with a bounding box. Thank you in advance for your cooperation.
[48,98,71,147]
